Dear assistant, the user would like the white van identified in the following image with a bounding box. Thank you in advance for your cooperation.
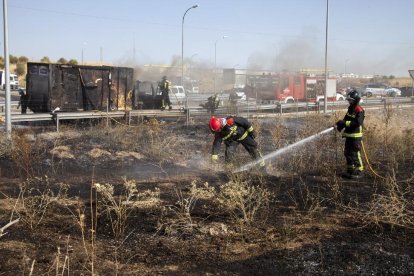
[0,70,19,90]
[170,85,186,104]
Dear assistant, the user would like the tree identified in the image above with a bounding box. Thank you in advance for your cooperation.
[68,59,78,65]
[9,55,18,64]
[57,57,68,64]
[0,56,3,69]
[16,63,26,76]
[40,56,51,63]
[18,56,29,63]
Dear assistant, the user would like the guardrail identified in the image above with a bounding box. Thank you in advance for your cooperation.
[2,96,413,131]
[0,101,19,112]
[6,109,187,131]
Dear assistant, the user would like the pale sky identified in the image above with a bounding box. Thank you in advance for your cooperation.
[2,0,414,76]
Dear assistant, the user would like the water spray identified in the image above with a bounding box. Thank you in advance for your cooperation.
[235,127,335,173]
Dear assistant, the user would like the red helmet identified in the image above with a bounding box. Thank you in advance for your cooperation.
[209,117,223,132]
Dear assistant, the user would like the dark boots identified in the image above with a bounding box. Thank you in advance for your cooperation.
[341,170,363,179]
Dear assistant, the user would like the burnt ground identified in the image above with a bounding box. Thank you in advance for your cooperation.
[1,109,414,275]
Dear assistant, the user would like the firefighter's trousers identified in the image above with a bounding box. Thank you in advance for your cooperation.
[225,135,261,164]
[344,138,364,173]
[161,90,172,108]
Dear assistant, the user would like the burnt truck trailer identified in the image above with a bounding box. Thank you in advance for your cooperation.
[26,62,134,113]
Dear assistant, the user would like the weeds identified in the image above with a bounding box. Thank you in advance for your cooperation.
[286,178,326,218]
[163,181,215,235]
[46,236,71,276]
[94,177,138,241]
[217,178,272,225]
[75,180,97,275]
[0,131,11,159]
[17,176,68,229]
[363,171,414,229]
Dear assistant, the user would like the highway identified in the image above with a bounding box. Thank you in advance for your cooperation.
[1,96,413,131]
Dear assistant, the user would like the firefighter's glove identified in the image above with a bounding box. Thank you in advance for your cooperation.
[335,120,345,132]
[249,131,256,139]
[211,155,219,161]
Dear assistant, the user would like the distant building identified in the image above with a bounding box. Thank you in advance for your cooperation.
[341,73,358,78]
[360,74,374,79]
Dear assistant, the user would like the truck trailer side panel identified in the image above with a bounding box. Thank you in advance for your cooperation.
[26,62,134,113]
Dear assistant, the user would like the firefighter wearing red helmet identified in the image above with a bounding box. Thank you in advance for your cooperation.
[335,89,365,179]
[209,116,265,170]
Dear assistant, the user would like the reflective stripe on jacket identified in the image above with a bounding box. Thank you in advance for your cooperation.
[212,116,254,155]
[342,104,364,139]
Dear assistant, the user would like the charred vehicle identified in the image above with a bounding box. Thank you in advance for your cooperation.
[134,80,163,109]
[26,62,134,113]
[134,80,186,109]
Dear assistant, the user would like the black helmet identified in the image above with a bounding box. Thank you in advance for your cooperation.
[162,75,167,80]
[346,88,361,103]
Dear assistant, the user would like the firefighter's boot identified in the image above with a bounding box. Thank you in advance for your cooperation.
[169,105,172,110]
[349,170,362,179]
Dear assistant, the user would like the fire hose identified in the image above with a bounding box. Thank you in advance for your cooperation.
[361,141,386,180]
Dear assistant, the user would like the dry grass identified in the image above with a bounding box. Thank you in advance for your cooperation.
[1,106,414,274]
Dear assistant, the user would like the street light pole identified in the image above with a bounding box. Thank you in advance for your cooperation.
[214,35,228,94]
[81,42,87,65]
[189,53,198,68]
[323,0,329,113]
[3,0,11,138]
[181,4,198,87]
[181,4,198,128]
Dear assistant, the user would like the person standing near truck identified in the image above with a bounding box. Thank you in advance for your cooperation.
[17,88,28,114]
[159,76,172,111]
[335,89,365,179]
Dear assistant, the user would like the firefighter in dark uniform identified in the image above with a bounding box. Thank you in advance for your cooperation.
[335,89,365,179]
[209,116,265,170]
[201,93,220,114]
[17,88,28,114]
[159,76,172,110]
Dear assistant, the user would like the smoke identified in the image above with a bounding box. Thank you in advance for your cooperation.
[247,27,324,72]
[328,42,413,76]
[276,38,323,72]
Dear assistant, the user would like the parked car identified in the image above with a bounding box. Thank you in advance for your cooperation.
[363,83,401,97]
[384,87,402,97]
[336,93,345,101]
[229,91,246,102]
[363,83,386,97]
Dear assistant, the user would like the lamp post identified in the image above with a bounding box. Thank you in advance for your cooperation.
[181,4,198,127]
[181,4,198,86]
[81,42,87,65]
[214,35,228,94]
[323,0,329,113]
[189,53,198,68]
[3,0,11,138]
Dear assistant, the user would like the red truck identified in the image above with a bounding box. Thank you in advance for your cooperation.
[244,73,344,103]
